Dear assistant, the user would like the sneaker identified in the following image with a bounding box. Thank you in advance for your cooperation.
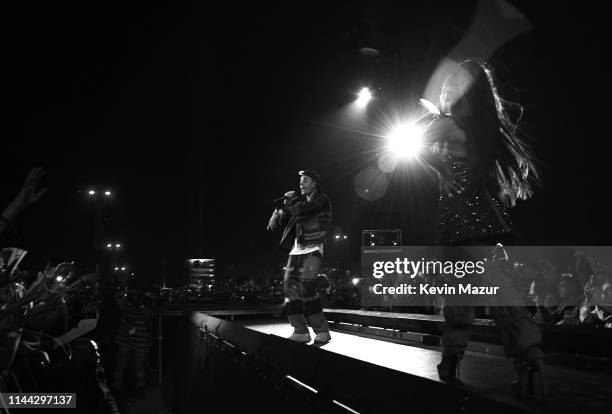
[287,332,311,343]
[314,331,331,344]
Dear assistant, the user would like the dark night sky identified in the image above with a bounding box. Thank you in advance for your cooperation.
[2,1,610,286]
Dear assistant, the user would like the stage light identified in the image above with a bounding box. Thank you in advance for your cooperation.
[335,235,341,239]
[121,266,126,271]
[114,267,119,271]
[343,235,348,239]
[88,190,96,196]
[55,276,63,282]
[352,278,360,286]
[115,243,121,248]
[356,87,372,107]
[386,123,424,159]
[359,47,380,57]
[106,243,112,248]
[104,191,112,197]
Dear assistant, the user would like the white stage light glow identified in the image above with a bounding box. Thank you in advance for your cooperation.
[356,87,372,107]
[385,123,424,159]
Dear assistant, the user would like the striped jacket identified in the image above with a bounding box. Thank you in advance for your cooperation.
[279,192,332,250]
[114,302,152,351]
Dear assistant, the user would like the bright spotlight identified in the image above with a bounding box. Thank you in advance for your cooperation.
[106,243,112,248]
[335,235,340,239]
[55,276,63,282]
[356,87,372,107]
[121,266,126,271]
[114,267,119,271]
[343,235,348,239]
[105,191,112,196]
[352,278,360,286]
[386,123,424,159]
[115,243,121,248]
[88,190,96,196]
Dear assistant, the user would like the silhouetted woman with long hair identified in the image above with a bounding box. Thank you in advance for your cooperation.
[424,59,546,396]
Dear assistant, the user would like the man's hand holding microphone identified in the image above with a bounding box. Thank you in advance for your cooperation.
[267,190,296,230]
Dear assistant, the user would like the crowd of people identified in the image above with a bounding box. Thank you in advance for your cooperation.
[2,166,611,413]
[158,270,362,309]
[1,168,366,411]
[0,168,157,413]
[362,250,612,328]
[525,253,612,327]
[440,250,612,328]
[158,253,612,330]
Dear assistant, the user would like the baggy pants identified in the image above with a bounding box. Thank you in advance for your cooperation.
[442,305,541,358]
[283,251,330,334]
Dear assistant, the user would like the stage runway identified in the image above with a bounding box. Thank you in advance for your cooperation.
[243,319,612,413]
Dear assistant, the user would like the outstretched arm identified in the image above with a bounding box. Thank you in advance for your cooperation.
[1,167,47,233]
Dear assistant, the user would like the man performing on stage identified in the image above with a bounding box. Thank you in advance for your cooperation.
[267,170,332,344]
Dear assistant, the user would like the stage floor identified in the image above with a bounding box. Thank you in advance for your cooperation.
[243,319,612,413]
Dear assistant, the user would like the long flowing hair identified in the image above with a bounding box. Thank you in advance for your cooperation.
[444,59,540,205]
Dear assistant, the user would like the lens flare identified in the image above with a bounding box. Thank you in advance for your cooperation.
[386,123,424,159]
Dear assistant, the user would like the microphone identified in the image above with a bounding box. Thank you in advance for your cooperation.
[273,190,299,208]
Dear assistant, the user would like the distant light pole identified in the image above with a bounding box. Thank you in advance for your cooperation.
[332,232,350,269]
[87,188,113,273]
[106,241,122,273]
[87,188,113,248]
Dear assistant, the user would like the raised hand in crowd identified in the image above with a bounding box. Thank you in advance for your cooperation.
[16,167,48,206]
[0,167,47,233]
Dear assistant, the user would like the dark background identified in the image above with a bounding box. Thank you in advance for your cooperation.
[1,1,609,286]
